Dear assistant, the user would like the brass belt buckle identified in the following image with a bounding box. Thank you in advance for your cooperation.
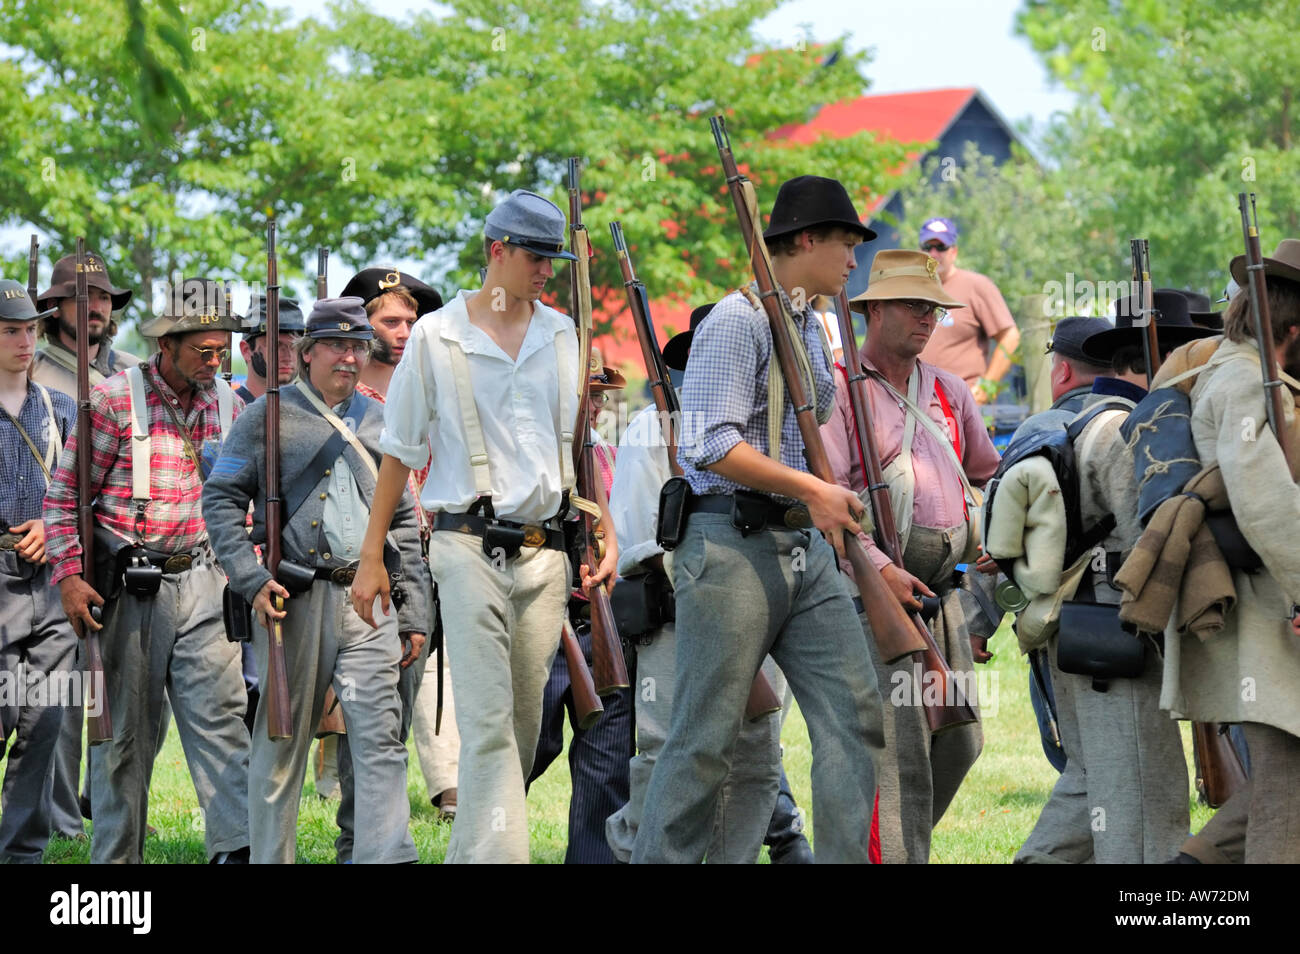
[330,567,357,586]
[521,524,547,548]
[163,554,193,573]
[0,532,20,551]
[783,505,813,530]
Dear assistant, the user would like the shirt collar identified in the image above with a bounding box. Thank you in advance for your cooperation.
[1091,376,1147,402]
[147,352,220,414]
[440,289,570,365]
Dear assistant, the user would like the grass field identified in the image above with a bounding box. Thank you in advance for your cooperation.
[20,618,1212,863]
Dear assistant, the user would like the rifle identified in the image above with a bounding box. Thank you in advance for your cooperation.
[317,247,329,301]
[1192,721,1249,808]
[832,289,977,733]
[561,619,602,730]
[75,238,112,744]
[708,115,933,672]
[262,221,293,741]
[27,235,39,309]
[609,220,781,722]
[1130,239,1160,383]
[566,157,630,700]
[221,283,233,384]
[1238,193,1291,460]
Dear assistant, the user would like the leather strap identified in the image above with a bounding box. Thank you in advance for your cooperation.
[0,385,59,481]
[294,380,378,482]
[282,427,351,523]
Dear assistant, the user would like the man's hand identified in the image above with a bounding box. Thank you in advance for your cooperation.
[804,479,867,560]
[399,631,426,669]
[59,575,104,636]
[350,553,391,628]
[970,382,990,406]
[973,551,999,575]
[880,563,936,612]
[11,518,46,564]
[252,578,291,631]
[970,634,994,664]
[581,528,619,595]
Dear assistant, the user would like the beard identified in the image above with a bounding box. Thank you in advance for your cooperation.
[248,350,267,379]
[57,315,106,346]
[370,336,397,366]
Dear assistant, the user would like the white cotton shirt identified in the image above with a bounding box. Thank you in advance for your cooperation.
[380,289,581,523]
[609,402,673,577]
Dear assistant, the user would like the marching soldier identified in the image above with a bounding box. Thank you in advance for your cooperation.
[234,293,306,404]
[631,176,885,864]
[833,250,1000,864]
[42,278,250,864]
[203,297,429,864]
[351,190,619,863]
[0,279,77,862]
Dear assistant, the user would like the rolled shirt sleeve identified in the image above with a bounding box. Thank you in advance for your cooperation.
[380,322,438,471]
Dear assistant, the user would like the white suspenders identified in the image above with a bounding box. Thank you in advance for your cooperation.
[443,328,589,517]
[34,383,60,476]
[125,366,233,517]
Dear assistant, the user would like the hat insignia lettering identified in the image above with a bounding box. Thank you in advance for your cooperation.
[2,288,22,300]
[339,321,352,331]
[926,258,938,278]
[379,270,401,290]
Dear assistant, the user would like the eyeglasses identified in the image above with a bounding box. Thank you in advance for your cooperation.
[896,300,946,319]
[187,345,231,364]
[320,339,373,357]
[921,243,950,253]
[589,391,610,407]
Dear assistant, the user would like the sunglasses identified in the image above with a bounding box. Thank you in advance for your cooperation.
[186,345,231,364]
[921,242,951,253]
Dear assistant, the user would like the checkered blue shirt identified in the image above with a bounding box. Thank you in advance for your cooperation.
[1,381,75,530]
[677,286,835,498]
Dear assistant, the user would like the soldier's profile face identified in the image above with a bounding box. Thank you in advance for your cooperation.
[0,321,39,374]
[369,297,417,365]
[167,329,231,392]
[55,288,112,343]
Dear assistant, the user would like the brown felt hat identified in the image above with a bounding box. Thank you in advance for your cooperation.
[849,250,966,313]
[37,251,132,312]
[1229,238,1300,288]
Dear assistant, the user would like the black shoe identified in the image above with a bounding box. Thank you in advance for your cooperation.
[764,766,815,864]
[1164,851,1202,864]
[212,846,251,864]
[79,794,92,821]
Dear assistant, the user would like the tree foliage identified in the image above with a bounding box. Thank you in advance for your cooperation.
[0,0,912,332]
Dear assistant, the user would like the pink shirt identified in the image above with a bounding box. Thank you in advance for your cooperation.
[821,353,1000,571]
[917,266,1016,386]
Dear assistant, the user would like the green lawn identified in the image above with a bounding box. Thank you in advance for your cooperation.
[22,621,1212,863]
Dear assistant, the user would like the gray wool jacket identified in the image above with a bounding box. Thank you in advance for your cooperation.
[201,380,430,635]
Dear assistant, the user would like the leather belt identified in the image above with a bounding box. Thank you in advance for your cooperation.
[143,551,197,574]
[687,493,813,531]
[433,511,567,551]
[0,532,21,551]
[315,565,358,586]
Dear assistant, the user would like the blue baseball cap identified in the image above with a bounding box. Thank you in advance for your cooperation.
[919,217,959,247]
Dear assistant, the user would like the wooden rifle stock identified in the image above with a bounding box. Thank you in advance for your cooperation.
[1238,193,1291,459]
[832,291,975,732]
[1130,239,1161,383]
[562,619,604,730]
[263,222,293,741]
[609,221,781,721]
[27,235,39,308]
[1192,721,1249,809]
[75,238,112,744]
[708,115,925,670]
[566,157,629,697]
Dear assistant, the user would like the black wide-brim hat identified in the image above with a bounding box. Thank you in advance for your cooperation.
[1046,316,1113,364]
[38,251,132,312]
[1081,289,1215,362]
[1174,289,1224,331]
[662,303,716,372]
[340,267,444,317]
[762,175,876,243]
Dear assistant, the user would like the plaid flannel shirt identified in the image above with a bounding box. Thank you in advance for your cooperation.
[44,353,244,584]
[676,285,835,499]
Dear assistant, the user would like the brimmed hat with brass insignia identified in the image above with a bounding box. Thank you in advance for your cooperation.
[588,351,626,392]
[37,251,132,312]
[243,293,307,340]
[140,278,242,338]
[763,175,876,242]
[849,250,966,313]
[0,279,56,322]
[1229,237,1300,288]
[485,190,578,261]
[306,297,373,340]
[340,267,444,317]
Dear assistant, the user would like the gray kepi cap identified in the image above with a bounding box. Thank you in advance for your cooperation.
[484,190,578,261]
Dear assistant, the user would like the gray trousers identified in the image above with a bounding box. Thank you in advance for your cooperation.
[427,531,569,864]
[249,581,415,864]
[411,645,460,798]
[606,625,786,864]
[632,515,884,864]
[0,557,78,862]
[89,561,250,863]
[1016,636,1188,864]
[867,525,984,864]
[334,613,429,863]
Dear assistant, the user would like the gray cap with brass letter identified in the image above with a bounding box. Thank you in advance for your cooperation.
[139,278,242,338]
